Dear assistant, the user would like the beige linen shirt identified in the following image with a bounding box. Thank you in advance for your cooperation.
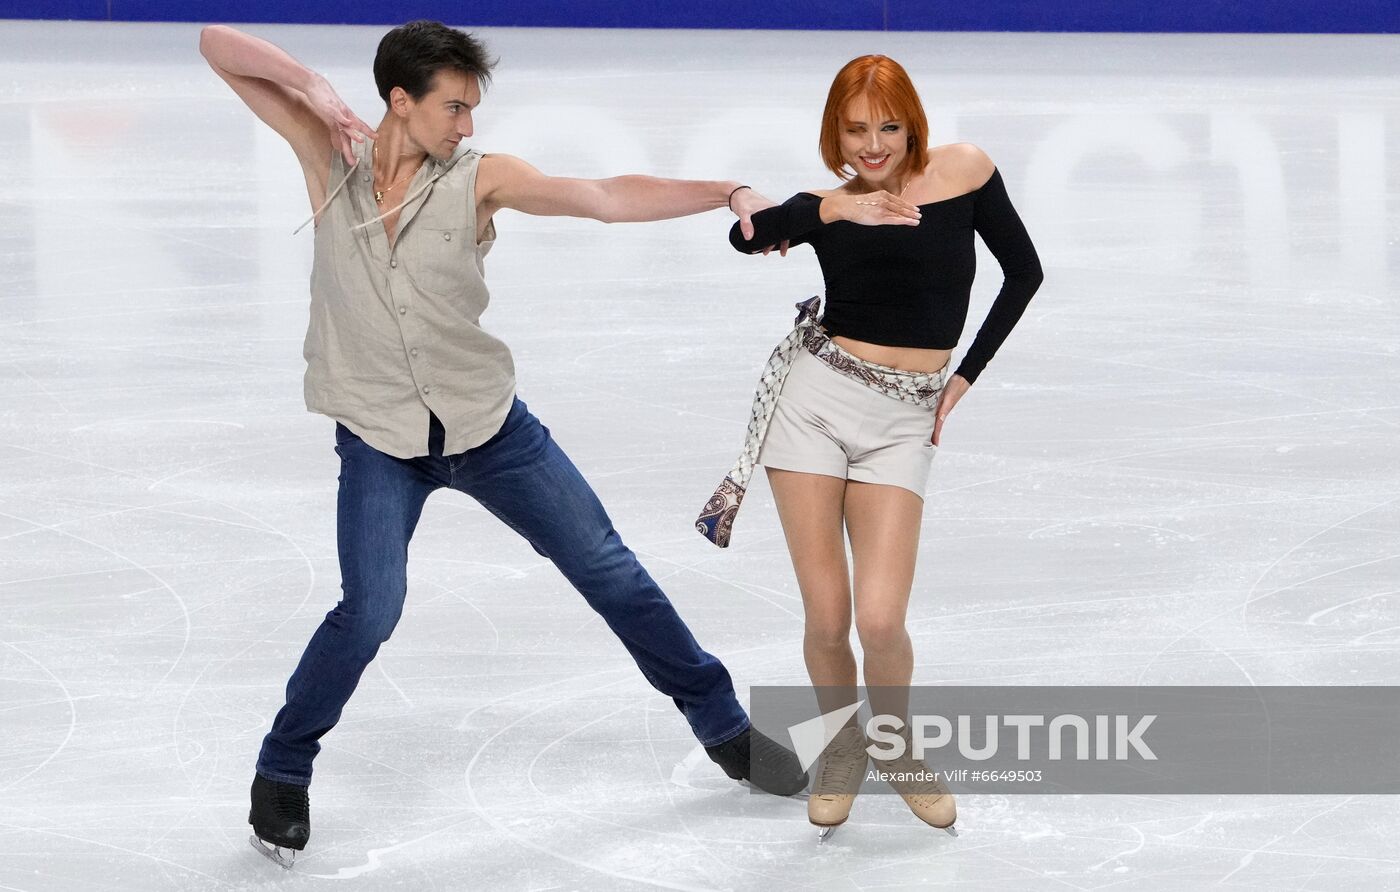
[303,141,516,458]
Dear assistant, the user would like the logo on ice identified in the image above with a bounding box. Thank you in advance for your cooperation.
[786,701,1157,772]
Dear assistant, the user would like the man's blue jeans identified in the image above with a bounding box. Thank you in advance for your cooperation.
[256,398,750,785]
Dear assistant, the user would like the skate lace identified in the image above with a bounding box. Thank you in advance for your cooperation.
[815,732,866,795]
[749,730,784,765]
[272,783,310,821]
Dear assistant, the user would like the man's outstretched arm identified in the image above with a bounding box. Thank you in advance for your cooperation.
[478,154,773,240]
[199,25,376,173]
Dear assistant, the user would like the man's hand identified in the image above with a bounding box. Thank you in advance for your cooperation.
[931,374,971,447]
[728,186,776,242]
[303,74,377,166]
[729,186,792,256]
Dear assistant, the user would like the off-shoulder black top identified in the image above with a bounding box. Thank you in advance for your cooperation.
[729,169,1043,384]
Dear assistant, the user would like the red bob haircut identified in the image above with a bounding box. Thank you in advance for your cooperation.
[819,55,929,181]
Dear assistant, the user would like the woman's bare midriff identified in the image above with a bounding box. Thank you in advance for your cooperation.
[830,336,951,375]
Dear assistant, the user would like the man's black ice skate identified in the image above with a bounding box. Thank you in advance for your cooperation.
[705,726,809,796]
[248,773,310,869]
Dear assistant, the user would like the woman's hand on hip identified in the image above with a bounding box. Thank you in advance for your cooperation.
[932,374,970,446]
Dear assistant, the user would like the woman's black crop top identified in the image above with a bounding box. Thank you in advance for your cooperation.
[729,169,1043,384]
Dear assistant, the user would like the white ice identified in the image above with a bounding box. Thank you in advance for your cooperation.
[1,19,1398,891]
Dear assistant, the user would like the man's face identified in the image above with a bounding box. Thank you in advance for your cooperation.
[402,69,480,160]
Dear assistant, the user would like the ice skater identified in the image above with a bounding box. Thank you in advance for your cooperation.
[698,54,1043,840]
[198,20,807,869]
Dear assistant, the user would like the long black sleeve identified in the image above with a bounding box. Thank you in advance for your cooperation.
[954,170,1043,384]
[729,192,825,254]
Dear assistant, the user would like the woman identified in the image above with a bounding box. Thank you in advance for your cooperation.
[701,55,1042,839]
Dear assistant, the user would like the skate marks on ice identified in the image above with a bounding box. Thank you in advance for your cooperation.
[295,816,480,879]
[461,693,732,892]
[0,638,79,794]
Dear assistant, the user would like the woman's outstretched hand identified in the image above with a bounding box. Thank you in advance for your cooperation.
[821,190,922,227]
[932,374,970,446]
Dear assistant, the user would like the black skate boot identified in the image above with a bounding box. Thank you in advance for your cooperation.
[248,773,310,869]
[705,726,809,796]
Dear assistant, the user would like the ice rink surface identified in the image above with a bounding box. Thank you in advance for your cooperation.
[1,18,1398,891]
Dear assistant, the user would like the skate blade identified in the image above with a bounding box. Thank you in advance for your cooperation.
[815,824,840,844]
[249,834,296,870]
[943,825,958,837]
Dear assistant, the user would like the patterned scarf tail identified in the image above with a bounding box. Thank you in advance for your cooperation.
[696,297,821,548]
[695,474,745,548]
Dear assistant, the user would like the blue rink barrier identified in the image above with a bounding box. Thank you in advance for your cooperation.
[2,0,1397,32]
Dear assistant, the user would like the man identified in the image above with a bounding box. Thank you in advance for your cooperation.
[199,20,805,868]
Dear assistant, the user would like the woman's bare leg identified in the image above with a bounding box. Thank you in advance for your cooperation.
[766,467,856,719]
[844,480,924,725]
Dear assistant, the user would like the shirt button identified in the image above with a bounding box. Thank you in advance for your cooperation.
[398,306,407,315]
[443,232,452,241]
[410,348,419,357]
[422,386,431,395]
[362,175,370,182]
[389,259,398,268]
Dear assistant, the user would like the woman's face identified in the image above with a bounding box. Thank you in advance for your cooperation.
[838,94,910,188]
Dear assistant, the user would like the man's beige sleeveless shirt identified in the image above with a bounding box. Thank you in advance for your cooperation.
[303,141,516,458]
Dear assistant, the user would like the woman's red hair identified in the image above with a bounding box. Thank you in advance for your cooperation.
[819,55,929,181]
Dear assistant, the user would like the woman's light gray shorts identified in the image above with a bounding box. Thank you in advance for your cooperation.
[757,348,939,497]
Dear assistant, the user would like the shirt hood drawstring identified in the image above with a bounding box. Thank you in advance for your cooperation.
[293,156,359,236]
[293,142,469,236]
[348,170,441,233]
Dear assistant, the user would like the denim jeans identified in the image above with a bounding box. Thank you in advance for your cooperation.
[256,398,750,785]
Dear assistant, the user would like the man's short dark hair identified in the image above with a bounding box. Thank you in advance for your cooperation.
[373,20,495,104]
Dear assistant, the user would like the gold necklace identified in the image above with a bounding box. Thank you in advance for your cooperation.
[372,145,424,205]
[854,175,913,205]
